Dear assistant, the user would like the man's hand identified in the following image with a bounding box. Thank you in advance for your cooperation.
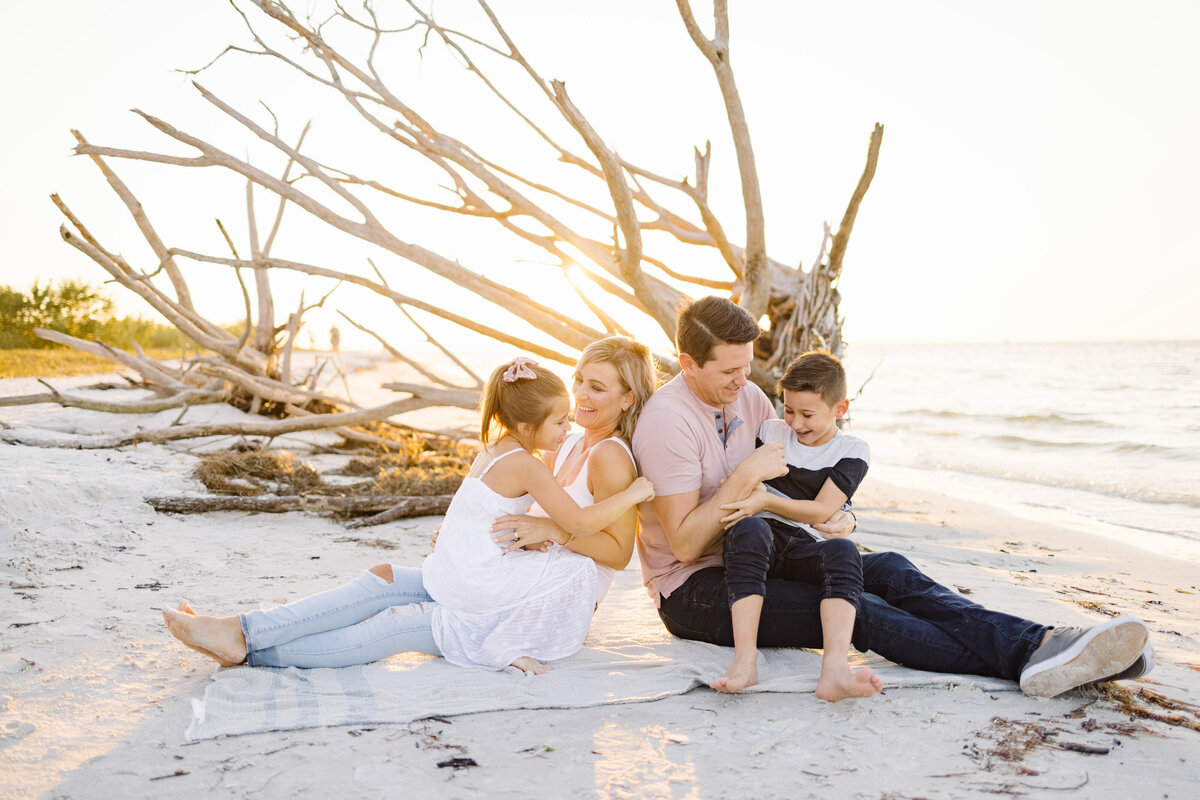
[719,483,770,529]
[737,441,788,483]
[813,508,857,539]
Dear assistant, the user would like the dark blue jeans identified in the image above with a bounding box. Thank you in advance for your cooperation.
[659,549,1048,680]
[724,517,863,610]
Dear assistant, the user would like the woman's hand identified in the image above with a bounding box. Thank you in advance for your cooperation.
[813,509,857,539]
[492,514,559,552]
[719,483,770,528]
[429,524,441,552]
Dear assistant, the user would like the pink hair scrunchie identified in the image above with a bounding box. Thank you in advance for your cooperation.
[502,356,538,382]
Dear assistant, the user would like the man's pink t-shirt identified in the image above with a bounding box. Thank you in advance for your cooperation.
[632,373,775,605]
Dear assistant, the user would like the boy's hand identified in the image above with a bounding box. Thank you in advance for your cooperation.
[719,483,771,528]
[813,509,856,539]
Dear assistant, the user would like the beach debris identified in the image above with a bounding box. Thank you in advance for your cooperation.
[517,745,555,758]
[1057,742,1109,755]
[1099,683,1200,732]
[436,757,478,770]
[149,769,189,781]
[7,618,60,629]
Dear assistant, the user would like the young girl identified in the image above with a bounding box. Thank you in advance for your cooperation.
[421,356,654,673]
[162,356,653,675]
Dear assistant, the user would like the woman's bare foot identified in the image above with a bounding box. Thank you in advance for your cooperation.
[511,656,550,675]
[815,665,883,702]
[162,604,247,667]
[711,655,759,693]
[167,600,229,663]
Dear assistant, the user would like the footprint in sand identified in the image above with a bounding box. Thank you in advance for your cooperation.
[0,720,35,751]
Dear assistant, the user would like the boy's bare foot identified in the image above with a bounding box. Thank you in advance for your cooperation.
[815,665,883,702]
[511,656,550,675]
[711,656,759,693]
[162,605,247,667]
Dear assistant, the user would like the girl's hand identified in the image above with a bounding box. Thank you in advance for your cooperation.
[429,524,441,552]
[719,483,770,528]
[627,476,655,504]
[492,514,558,552]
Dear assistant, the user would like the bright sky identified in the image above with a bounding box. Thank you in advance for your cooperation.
[2,0,1198,353]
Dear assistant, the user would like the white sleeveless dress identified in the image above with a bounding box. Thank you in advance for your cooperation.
[528,433,635,604]
[421,448,599,670]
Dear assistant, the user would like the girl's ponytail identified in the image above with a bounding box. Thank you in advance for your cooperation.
[478,357,567,444]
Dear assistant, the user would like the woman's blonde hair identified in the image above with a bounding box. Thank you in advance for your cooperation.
[479,358,568,445]
[577,336,657,443]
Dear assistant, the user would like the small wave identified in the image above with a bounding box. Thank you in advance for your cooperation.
[981,435,1195,460]
[921,462,1200,512]
[894,409,1113,429]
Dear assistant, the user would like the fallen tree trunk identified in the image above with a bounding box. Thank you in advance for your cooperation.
[146,493,453,516]
[0,397,444,449]
[0,387,224,413]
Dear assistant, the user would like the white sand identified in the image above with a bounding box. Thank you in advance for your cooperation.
[2,372,1199,799]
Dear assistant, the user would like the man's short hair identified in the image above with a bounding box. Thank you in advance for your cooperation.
[778,350,847,407]
[675,296,760,366]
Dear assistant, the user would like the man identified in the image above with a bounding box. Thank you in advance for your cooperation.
[632,296,1151,697]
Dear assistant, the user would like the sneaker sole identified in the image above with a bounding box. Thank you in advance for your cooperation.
[1020,616,1148,698]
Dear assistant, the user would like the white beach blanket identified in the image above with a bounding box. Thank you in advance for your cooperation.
[185,567,1015,741]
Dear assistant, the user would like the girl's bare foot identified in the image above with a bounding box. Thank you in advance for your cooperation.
[162,604,247,667]
[511,656,550,675]
[711,656,759,693]
[815,665,883,702]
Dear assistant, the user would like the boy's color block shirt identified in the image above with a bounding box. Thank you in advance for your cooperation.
[756,419,870,540]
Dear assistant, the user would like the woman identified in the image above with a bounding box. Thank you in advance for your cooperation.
[162,336,657,672]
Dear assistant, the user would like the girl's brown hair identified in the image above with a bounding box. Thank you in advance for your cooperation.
[479,358,568,444]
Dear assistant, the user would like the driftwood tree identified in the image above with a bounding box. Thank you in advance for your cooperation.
[14,0,882,450]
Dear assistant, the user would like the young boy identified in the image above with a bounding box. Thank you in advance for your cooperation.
[712,350,882,701]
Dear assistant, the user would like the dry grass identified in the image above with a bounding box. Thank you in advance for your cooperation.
[0,347,190,379]
[195,451,324,496]
[195,448,469,498]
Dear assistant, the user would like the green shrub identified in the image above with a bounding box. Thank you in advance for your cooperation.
[0,279,194,350]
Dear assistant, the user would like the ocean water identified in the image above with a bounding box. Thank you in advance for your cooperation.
[840,340,1200,542]
[358,338,1199,545]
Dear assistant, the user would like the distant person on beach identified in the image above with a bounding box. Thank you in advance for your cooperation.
[633,295,1153,699]
[709,350,882,700]
[164,339,657,674]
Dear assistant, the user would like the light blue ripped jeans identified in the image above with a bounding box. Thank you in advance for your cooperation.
[239,566,441,668]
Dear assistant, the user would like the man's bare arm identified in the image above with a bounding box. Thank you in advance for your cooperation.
[652,442,787,563]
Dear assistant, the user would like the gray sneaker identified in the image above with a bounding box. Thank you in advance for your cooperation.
[1019,616,1148,698]
[1093,642,1156,684]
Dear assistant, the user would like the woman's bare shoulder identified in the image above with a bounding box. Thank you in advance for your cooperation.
[587,438,636,477]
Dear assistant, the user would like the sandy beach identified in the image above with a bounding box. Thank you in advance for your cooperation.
[2,371,1199,799]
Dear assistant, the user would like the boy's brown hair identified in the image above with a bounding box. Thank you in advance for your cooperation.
[777,350,847,407]
[675,295,760,366]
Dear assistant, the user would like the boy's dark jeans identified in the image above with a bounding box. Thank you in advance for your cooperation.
[661,523,1047,680]
[723,516,863,610]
